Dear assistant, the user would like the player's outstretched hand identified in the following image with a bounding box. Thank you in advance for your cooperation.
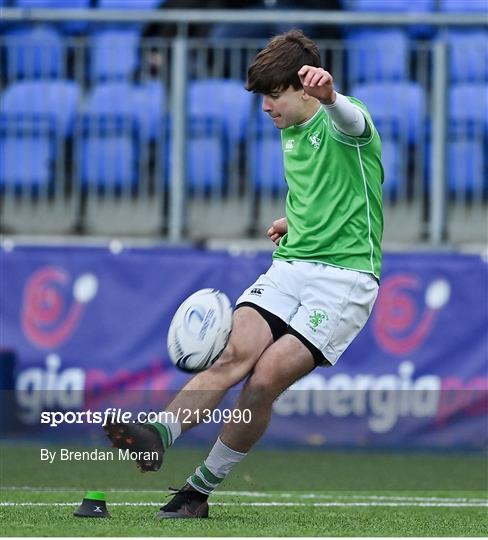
[298,65,335,105]
[267,217,287,246]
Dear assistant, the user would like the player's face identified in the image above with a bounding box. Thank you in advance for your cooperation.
[262,86,308,129]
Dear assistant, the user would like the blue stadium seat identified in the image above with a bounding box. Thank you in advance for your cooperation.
[0,132,53,187]
[346,30,409,85]
[90,30,140,81]
[0,80,80,137]
[187,133,225,193]
[79,81,164,188]
[4,25,63,80]
[81,81,164,140]
[134,81,166,141]
[82,81,137,118]
[447,141,485,195]
[79,82,141,188]
[421,84,488,197]
[440,0,487,12]
[446,32,488,83]
[249,118,285,194]
[447,84,487,196]
[188,79,253,146]
[80,134,136,190]
[380,139,405,196]
[163,116,225,193]
[186,79,253,192]
[449,84,488,136]
[351,82,426,144]
[0,80,80,187]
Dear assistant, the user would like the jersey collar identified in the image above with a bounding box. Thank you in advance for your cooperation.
[293,105,324,130]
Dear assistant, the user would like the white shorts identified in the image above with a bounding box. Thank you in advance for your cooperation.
[236,260,379,366]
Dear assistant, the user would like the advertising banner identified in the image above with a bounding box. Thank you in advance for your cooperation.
[1,245,487,448]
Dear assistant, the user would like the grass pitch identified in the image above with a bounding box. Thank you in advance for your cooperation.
[1,444,487,536]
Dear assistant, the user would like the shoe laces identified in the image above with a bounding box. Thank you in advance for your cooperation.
[160,486,207,512]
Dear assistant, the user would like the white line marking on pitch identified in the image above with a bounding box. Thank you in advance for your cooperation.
[1,487,486,504]
[1,501,487,508]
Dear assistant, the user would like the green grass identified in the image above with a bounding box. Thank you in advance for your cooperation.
[1,444,487,536]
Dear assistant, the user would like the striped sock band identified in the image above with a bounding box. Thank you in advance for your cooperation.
[188,463,224,495]
[148,422,173,450]
[148,412,182,450]
[187,437,247,495]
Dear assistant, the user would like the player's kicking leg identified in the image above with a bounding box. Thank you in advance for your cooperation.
[104,306,273,472]
[156,333,315,518]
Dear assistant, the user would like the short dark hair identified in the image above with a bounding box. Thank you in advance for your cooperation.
[246,29,322,95]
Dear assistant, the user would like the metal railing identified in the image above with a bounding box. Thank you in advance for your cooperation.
[0,8,486,245]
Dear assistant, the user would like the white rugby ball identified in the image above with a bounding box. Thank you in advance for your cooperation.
[167,288,233,373]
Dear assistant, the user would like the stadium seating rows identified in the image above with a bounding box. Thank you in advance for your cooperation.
[1,76,486,195]
[346,30,409,84]
[4,26,64,80]
[1,1,486,195]
[0,80,80,186]
[4,23,487,83]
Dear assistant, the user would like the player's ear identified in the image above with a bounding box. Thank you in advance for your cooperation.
[302,90,312,101]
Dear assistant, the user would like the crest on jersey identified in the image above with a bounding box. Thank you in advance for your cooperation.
[308,132,321,150]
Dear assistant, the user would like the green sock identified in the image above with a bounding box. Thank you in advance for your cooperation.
[148,414,182,450]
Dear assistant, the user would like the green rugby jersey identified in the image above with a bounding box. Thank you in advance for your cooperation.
[273,97,384,279]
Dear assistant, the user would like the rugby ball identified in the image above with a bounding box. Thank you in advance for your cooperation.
[167,288,233,373]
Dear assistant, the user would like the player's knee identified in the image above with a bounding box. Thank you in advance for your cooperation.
[245,371,277,407]
[207,343,250,388]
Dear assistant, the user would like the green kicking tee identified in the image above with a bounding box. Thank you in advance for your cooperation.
[273,97,384,279]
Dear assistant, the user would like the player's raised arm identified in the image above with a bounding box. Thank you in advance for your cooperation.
[298,65,366,137]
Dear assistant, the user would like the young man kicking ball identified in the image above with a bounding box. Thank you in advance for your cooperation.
[106,29,383,519]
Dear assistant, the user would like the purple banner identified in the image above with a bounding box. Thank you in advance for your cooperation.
[1,245,487,448]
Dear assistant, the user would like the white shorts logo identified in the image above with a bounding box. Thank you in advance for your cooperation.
[308,309,328,333]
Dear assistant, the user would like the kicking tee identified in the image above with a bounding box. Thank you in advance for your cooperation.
[273,98,384,279]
